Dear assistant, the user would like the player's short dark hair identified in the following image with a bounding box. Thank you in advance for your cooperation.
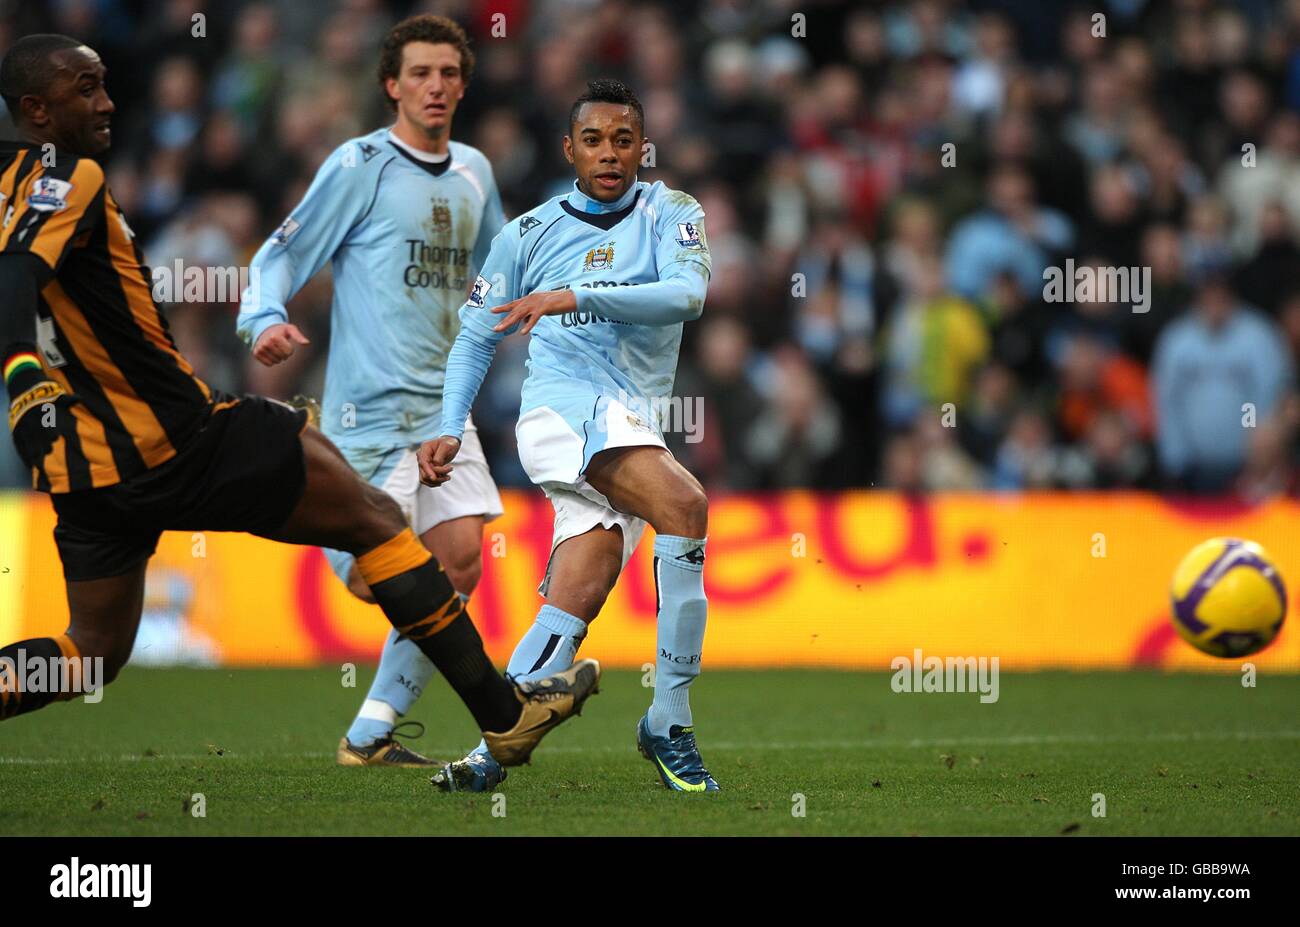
[0,34,85,121]
[569,78,645,135]
[377,15,475,112]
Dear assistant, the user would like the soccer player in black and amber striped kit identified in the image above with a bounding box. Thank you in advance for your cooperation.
[0,34,596,768]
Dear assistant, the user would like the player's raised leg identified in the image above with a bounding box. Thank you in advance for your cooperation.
[433,524,622,791]
[337,514,486,768]
[264,427,597,765]
[327,447,446,767]
[506,524,623,680]
[0,567,145,720]
[585,445,717,792]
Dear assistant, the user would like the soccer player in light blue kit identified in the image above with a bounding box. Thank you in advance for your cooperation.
[236,16,506,767]
[418,79,717,792]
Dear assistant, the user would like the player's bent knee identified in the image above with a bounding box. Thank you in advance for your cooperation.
[688,484,709,524]
[669,483,709,537]
[568,568,620,618]
[65,628,132,686]
[444,554,482,597]
[367,486,406,529]
[99,656,127,687]
[344,486,407,554]
[102,645,131,685]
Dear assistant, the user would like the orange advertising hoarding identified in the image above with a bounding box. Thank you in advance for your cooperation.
[1,490,1297,671]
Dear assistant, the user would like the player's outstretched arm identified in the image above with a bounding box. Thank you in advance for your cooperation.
[491,260,707,332]
[545,197,711,328]
[488,288,575,334]
[236,142,375,364]
[572,259,709,326]
[418,225,525,489]
[416,324,497,488]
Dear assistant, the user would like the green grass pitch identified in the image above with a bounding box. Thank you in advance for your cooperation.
[1,668,1297,836]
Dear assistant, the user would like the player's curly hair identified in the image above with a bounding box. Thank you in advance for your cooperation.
[377,15,475,111]
[570,78,645,134]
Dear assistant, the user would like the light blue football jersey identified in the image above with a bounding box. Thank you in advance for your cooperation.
[236,127,505,450]
[438,179,711,454]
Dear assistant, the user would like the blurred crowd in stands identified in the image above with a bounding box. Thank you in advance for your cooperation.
[4,0,1300,498]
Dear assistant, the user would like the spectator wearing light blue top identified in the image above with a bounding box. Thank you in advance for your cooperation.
[1151,273,1294,492]
[945,162,1074,302]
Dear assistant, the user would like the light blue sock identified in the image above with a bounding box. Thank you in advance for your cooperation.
[346,623,440,748]
[473,603,587,755]
[647,535,708,736]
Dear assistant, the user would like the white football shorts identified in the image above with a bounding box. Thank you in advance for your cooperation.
[516,395,667,595]
[323,416,503,584]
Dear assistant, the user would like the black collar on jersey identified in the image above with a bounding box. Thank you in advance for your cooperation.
[560,189,641,230]
[386,140,451,177]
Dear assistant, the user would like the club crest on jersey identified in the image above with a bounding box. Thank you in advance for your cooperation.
[26,177,73,212]
[271,217,301,246]
[583,242,616,272]
[467,275,492,308]
[626,413,652,434]
[676,221,704,249]
[431,198,452,233]
[519,215,542,236]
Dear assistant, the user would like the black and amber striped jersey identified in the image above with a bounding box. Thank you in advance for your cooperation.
[0,142,216,493]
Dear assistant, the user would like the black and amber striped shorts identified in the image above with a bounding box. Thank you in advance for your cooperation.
[51,394,308,582]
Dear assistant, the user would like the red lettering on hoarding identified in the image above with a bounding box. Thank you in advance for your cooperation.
[523,493,557,583]
[1132,616,1177,667]
[817,493,937,578]
[1134,612,1290,666]
[472,534,506,648]
[472,492,564,638]
[961,531,991,561]
[702,494,794,606]
[620,544,657,620]
[295,547,383,662]
[585,494,800,619]
[1160,496,1259,520]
